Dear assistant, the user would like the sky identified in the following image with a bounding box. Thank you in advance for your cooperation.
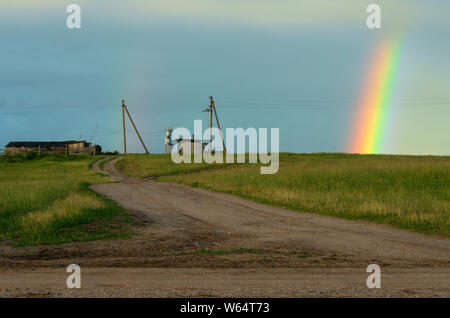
[0,0,449,155]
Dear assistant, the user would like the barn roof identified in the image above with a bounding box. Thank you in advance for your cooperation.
[5,141,86,148]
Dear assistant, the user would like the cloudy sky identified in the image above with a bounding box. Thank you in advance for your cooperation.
[0,0,449,154]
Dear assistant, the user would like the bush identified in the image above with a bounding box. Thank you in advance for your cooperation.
[102,150,120,155]
[26,151,38,160]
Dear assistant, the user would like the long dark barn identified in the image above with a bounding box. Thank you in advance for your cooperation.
[4,141,100,155]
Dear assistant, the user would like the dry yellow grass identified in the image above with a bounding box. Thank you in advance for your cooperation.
[0,155,132,245]
[19,193,108,235]
[156,153,450,237]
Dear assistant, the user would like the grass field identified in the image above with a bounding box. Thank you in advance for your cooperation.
[116,153,229,177]
[117,153,450,237]
[0,154,133,246]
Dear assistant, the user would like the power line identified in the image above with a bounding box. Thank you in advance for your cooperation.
[216,95,450,104]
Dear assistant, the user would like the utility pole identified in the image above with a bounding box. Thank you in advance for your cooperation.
[122,100,127,155]
[211,96,226,153]
[203,99,213,150]
[210,99,213,146]
[122,99,150,154]
[203,96,226,153]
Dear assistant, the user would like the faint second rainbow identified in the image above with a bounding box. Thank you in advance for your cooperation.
[349,39,402,154]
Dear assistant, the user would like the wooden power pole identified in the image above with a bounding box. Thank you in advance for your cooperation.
[210,99,213,146]
[122,99,150,154]
[203,96,226,153]
[210,96,226,153]
[122,100,127,154]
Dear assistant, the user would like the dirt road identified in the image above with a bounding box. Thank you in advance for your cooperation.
[0,157,449,297]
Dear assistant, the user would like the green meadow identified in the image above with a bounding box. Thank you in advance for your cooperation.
[116,153,227,177]
[1,152,448,247]
[118,153,450,237]
[0,154,133,246]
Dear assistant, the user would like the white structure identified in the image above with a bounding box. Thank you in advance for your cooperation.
[176,138,208,154]
[165,128,173,153]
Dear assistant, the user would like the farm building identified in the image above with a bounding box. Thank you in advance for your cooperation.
[176,138,208,154]
[4,141,100,155]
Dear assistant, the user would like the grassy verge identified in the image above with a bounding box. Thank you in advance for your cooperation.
[0,154,134,246]
[116,152,450,237]
[115,153,231,178]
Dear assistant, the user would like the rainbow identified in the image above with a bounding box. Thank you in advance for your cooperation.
[349,39,402,154]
